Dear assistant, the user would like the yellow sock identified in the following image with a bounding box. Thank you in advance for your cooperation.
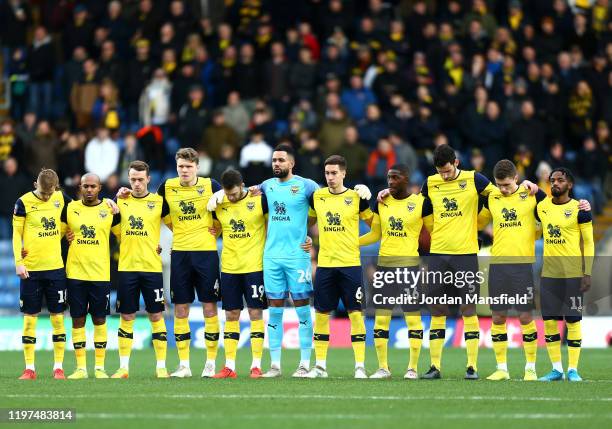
[566,321,582,370]
[94,322,107,369]
[250,319,264,366]
[349,311,366,366]
[491,322,508,370]
[521,321,537,365]
[50,314,65,367]
[544,319,562,365]
[429,316,446,369]
[22,315,37,368]
[204,315,219,362]
[314,312,330,365]
[405,312,423,370]
[373,310,392,370]
[72,327,86,370]
[223,320,240,368]
[463,315,480,370]
[174,316,191,364]
[151,318,168,365]
[118,318,134,368]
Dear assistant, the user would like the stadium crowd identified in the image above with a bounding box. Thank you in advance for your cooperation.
[1,0,612,239]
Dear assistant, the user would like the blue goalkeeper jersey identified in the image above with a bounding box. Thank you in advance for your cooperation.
[261,175,318,260]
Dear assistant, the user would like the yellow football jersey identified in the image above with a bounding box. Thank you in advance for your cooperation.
[536,198,594,278]
[373,193,433,266]
[64,200,120,281]
[115,193,168,272]
[423,170,495,254]
[482,188,547,263]
[214,191,267,273]
[12,190,69,271]
[158,177,221,251]
[309,188,373,267]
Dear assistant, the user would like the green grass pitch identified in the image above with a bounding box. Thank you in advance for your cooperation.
[2,348,612,429]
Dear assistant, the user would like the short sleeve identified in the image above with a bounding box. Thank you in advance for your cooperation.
[421,197,433,217]
[474,172,494,195]
[359,197,370,212]
[161,199,170,218]
[157,180,167,198]
[305,178,319,197]
[211,179,221,192]
[308,193,314,209]
[112,212,121,226]
[578,210,592,224]
[535,189,547,203]
[13,199,26,217]
[420,178,429,198]
[62,192,72,205]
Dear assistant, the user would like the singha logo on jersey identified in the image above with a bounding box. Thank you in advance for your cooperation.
[389,216,403,231]
[178,200,200,221]
[502,208,517,221]
[129,215,144,229]
[499,207,522,228]
[78,224,99,244]
[546,223,565,244]
[229,218,250,238]
[41,216,56,230]
[127,215,148,236]
[273,201,286,215]
[38,216,59,238]
[387,216,407,237]
[441,197,462,218]
[271,201,290,221]
[442,197,458,211]
[179,201,195,214]
[324,211,344,232]
[230,219,245,232]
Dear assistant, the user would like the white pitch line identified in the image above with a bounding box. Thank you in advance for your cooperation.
[5,393,612,402]
[72,412,612,421]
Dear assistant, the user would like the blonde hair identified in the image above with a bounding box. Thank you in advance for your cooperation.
[37,169,60,191]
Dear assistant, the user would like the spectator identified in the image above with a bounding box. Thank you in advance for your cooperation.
[201,110,240,160]
[112,135,142,187]
[177,85,208,148]
[0,0,31,77]
[70,59,100,130]
[0,158,31,239]
[358,104,388,149]
[367,138,396,191]
[318,107,351,156]
[8,48,29,120]
[62,5,94,60]
[546,141,569,171]
[239,131,272,186]
[509,100,546,160]
[57,133,84,192]
[0,120,23,164]
[139,68,172,129]
[576,136,606,213]
[27,26,55,119]
[25,120,59,177]
[222,92,250,139]
[568,80,595,147]
[84,127,120,183]
[337,126,369,186]
[92,79,123,131]
[296,137,325,183]
[341,74,377,122]
[289,47,318,102]
[211,144,239,182]
[264,41,291,120]
[233,43,261,103]
[126,39,155,126]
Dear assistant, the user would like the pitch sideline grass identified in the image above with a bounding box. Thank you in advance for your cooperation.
[2,348,611,429]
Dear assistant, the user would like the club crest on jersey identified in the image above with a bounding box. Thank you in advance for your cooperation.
[291,185,300,195]
[407,202,416,212]
[147,201,156,210]
[459,180,467,190]
[564,209,572,218]
[197,187,204,195]
[519,192,528,200]
[54,200,60,208]
[246,202,255,211]
[99,210,108,219]
[344,198,353,206]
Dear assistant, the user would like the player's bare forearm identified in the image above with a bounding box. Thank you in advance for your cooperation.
[308,216,317,227]
[580,274,591,292]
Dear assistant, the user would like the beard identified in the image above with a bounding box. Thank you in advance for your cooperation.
[273,168,289,178]
[551,187,564,197]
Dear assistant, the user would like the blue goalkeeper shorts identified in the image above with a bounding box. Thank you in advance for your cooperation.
[263,258,313,300]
